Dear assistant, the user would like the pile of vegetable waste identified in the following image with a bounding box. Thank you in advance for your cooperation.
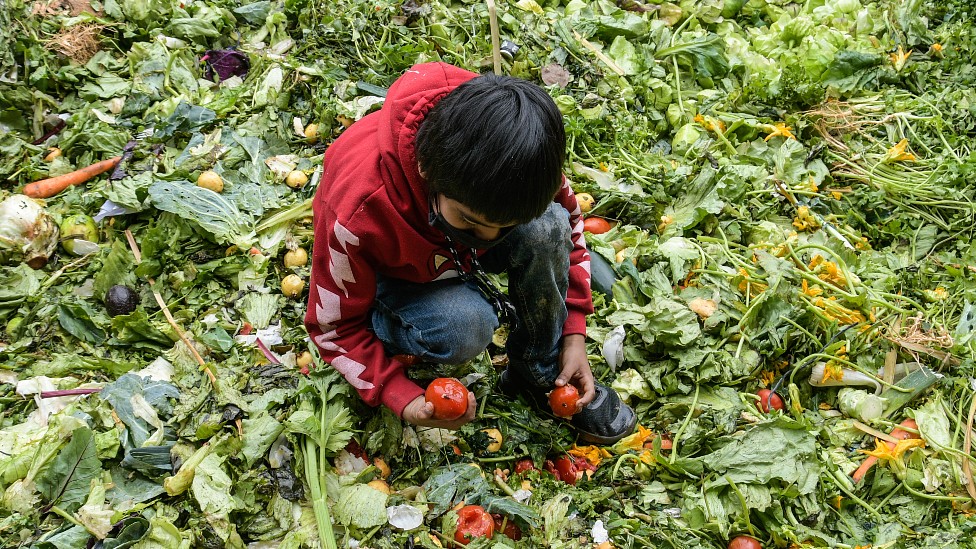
[1,0,974,547]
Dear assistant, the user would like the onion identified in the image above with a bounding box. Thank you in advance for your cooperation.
[0,194,60,269]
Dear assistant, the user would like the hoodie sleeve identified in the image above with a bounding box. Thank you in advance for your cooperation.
[303,198,424,417]
[554,177,594,336]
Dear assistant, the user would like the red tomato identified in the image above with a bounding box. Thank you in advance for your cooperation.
[756,389,784,413]
[514,458,538,474]
[454,505,494,545]
[548,385,580,417]
[545,456,580,485]
[344,440,369,461]
[728,535,762,549]
[583,217,612,234]
[425,378,469,420]
[492,514,523,541]
[572,455,597,473]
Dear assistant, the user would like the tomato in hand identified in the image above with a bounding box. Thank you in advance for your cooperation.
[454,505,494,545]
[492,513,523,541]
[425,378,469,420]
[583,216,612,234]
[756,389,784,413]
[548,384,580,417]
[728,535,762,549]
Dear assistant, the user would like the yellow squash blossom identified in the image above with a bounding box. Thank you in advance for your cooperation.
[737,268,768,297]
[890,46,912,71]
[821,360,846,383]
[569,444,612,466]
[792,205,821,231]
[802,279,824,297]
[813,297,868,324]
[808,255,847,286]
[612,425,654,453]
[884,139,916,162]
[693,113,726,133]
[763,122,796,141]
[862,437,926,478]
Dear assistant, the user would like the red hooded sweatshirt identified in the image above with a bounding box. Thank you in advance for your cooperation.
[304,62,593,417]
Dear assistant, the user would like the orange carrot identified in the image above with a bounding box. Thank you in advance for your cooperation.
[851,418,919,483]
[23,156,122,198]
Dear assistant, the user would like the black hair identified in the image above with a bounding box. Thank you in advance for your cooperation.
[416,73,566,225]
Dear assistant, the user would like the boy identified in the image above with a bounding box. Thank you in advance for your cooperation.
[304,62,636,444]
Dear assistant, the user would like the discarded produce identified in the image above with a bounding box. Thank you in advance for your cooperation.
[103,285,139,317]
[425,377,468,420]
[22,156,122,198]
[0,194,59,268]
[583,216,612,234]
[196,170,224,193]
[549,384,580,417]
[59,213,98,256]
[281,274,305,298]
[284,247,308,268]
[454,505,493,545]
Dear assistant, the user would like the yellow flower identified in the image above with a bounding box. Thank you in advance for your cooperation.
[737,268,768,297]
[569,444,612,466]
[884,139,916,163]
[807,176,819,193]
[831,191,843,200]
[759,370,775,386]
[808,256,847,286]
[657,214,674,233]
[818,402,833,410]
[922,286,948,302]
[928,43,944,58]
[763,122,796,142]
[890,45,912,71]
[861,438,926,478]
[694,113,726,133]
[833,495,844,510]
[793,205,821,231]
[821,360,845,383]
[611,425,654,453]
[813,297,867,324]
[802,279,823,297]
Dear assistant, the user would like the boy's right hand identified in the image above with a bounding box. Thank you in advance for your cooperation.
[401,392,477,430]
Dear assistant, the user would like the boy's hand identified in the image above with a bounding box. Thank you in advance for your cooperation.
[555,334,596,412]
[401,392,477,429]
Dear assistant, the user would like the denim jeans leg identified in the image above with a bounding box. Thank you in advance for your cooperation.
[481,203,571,388]
[369,276,498,364]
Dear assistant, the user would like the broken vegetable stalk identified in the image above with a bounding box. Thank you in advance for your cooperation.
[304,380,339,549]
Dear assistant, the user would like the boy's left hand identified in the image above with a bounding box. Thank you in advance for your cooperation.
[555,334,595,412]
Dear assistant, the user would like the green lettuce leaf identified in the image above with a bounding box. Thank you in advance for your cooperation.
[36,427,102,513]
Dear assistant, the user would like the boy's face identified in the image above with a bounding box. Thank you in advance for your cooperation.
[432,194,517,246]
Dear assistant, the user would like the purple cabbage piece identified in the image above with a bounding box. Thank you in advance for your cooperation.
[201,49,250,82]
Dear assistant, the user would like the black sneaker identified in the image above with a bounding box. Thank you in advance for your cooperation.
[497,369,637,445]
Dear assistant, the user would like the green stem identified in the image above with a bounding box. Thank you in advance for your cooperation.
[824,469,884,522]
[724,475,755,537]
[670,385,699,465]
[901,479,970,501]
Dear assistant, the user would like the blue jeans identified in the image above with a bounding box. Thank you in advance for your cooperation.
[370,203,572,389]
